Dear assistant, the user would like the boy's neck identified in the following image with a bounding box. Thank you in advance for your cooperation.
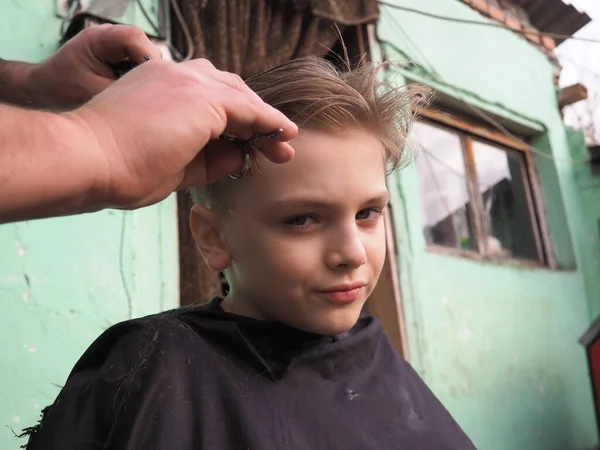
[220,293,271,322]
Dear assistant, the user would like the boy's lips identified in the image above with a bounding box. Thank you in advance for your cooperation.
[320,282,366,292]
[316,283,367,303]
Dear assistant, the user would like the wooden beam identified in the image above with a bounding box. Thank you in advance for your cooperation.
[366,208,409,359]
[559,83,588,109]
[419,107,531,152]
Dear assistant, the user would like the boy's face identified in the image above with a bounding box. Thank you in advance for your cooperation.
[191,130,389,335]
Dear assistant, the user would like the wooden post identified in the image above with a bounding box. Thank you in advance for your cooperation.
[559,83,588,109]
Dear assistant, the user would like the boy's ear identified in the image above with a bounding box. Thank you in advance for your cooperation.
[189,205,231,272]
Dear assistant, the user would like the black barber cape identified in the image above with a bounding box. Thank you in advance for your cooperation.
[24,298,475,449]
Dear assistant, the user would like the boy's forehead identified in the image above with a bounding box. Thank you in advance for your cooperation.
[231,130,388,206]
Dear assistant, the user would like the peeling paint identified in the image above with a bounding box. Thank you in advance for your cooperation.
[15,240,25,256]
[458,326,471,344]
[0,276,23,283]
[22,343,36,353]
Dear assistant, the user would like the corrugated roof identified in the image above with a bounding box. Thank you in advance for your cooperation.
[512,0,591,43]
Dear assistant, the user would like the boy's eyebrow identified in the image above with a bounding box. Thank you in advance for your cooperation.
[264,191,390,210]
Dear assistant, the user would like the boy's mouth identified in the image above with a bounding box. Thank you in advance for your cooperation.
[316,283,366,303]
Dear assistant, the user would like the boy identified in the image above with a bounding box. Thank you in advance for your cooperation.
[22,57,475,449]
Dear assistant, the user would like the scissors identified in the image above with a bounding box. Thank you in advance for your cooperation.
[218,129,283,179]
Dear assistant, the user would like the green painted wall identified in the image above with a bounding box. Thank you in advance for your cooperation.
[0,2,179,449]
[2,1,599,450]
[379,0,599,449]
[567,129,600,318]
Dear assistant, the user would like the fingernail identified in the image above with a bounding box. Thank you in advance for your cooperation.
[143,54,151,61]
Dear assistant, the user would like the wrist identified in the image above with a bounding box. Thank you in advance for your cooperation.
[63,105,122,209]
[58,109,113,211]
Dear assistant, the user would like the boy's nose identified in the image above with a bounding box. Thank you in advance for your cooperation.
[325,225,367,269]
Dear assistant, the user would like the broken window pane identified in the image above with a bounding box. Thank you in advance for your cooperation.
[413,122,476,251]
[471,140,539,261]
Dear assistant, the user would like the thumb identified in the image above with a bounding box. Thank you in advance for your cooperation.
[178,142,244,190]
[87,24,163,65]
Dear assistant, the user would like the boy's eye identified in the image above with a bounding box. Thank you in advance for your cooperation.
[284,215,315,227]
[356,208,382,220]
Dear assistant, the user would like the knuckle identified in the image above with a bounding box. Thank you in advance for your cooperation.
[113,24,147,41]
[95,23,113,31]
[177,65,205,86]
[226,73,246,91]
[79,24,104,38]
[144,58,169,71]
[195,58,215,69]
[84,23,115,38]
[177,59,217,83]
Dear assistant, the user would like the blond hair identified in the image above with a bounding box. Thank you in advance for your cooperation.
[190,56,428,207]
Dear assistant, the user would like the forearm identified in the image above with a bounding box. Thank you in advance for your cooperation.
[0,104,105,223]
[0,59,36,107]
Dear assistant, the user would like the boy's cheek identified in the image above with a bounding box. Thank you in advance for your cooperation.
[256,235,320,266]
[365,224,387,255]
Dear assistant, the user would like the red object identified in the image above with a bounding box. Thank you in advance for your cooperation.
[579,317,600,433]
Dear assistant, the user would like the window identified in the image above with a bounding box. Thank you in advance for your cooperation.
[412,114,548,264]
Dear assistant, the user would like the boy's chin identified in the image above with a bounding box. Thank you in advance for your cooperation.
[291,309,363,336]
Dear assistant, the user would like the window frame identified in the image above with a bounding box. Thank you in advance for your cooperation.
[416,108,555,269]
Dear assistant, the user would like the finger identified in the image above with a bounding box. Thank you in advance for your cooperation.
[217,89,298,142]
[179,142,242,189]
[86,24,162,65]
[254,140,295,164]
[180,60,298,140]
[179,138,295,191]
[208,71,298,138]
[207,70,298,137]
